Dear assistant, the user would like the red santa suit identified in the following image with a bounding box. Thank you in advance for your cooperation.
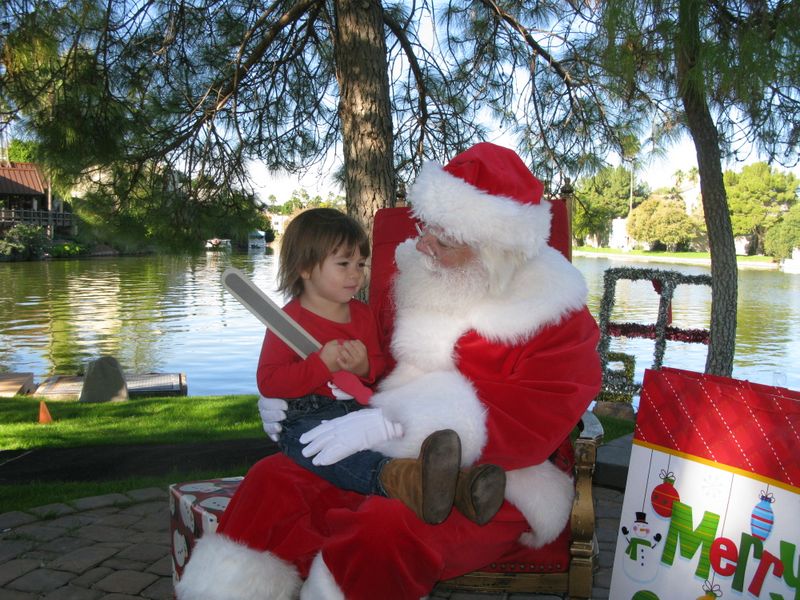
[175,142,602,600]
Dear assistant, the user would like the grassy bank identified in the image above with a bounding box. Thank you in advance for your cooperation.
[575,246,775,264]
[1,394,264,511]
[0,394,263,450]
[0,395,635,512]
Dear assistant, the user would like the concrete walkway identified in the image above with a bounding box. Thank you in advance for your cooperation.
[0,436,632,599]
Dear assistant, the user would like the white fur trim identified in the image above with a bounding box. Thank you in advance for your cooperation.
[470,246,588,344]
[505,462,575,549]
[300,553,344,600]
[391,242,586,357]
[408,161,552,258]
[175,533,301,600]
[372,370,487,466]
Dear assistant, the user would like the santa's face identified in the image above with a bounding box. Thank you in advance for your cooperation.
[393,238,489,313]
[415,223,476,269]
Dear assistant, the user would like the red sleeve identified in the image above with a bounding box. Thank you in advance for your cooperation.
[256,331,333,398]
[456,308,602,471]
[256,300,387,398]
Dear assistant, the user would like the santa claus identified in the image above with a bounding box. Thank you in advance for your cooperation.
[176,142,601,599]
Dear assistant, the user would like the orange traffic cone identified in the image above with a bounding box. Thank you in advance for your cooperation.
[38,401,53,424]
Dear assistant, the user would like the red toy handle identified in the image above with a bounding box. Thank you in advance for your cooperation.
[331,371,373,405]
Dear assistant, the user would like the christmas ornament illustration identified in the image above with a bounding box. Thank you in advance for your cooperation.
[651,469,680,518]
[750,490,775,541]
[632,591,660,600]
[697,580,722,599]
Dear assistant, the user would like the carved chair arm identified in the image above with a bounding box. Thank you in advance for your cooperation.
[571,411,603,541]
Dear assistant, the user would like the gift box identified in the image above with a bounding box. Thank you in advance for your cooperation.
[169,477,243,583]
[610,367,800,600]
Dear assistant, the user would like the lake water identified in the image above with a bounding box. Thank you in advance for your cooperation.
[1,250,798,396]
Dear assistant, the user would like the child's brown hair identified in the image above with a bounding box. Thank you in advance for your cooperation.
[277,208,370,298]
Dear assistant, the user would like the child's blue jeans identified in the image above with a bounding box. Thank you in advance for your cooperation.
[278,394,390,496]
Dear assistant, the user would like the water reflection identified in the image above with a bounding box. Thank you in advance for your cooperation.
[1,251,798,395]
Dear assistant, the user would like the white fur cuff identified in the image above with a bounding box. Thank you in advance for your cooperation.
[175,533,301,600]
[505,462,574,548]
[300,553,344,600]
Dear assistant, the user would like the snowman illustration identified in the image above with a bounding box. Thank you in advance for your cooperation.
[621,511,663,582]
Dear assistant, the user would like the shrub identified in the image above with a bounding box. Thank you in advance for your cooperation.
[0,224,50,260]
[764,204,800,260]
[49,240,89,258]
[627,198,700,251]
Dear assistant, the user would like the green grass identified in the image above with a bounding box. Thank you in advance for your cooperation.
[0,394,635,513]
[596,413,635,442]
[576,246,711,258]
[574,246,775,263]
[0,394,263,450]
[1,394,265,512]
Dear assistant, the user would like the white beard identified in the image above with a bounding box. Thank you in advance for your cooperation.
[379,241,492,385]
[393,240,491,314]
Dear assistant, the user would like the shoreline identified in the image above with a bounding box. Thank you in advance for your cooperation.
[573,250,780,270]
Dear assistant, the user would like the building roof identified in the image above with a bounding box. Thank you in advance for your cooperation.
[0,162,47,196]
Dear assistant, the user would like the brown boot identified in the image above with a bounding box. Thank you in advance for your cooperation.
[454,464,506,525]
[379,429,461,524]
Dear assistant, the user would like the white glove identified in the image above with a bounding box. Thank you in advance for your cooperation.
[300,408,403,466]
[258,396,288,442]
[328,382,354,400]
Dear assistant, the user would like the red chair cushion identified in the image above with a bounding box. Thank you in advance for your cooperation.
[478,527,570,573]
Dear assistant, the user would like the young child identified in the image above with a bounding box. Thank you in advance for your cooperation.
[258,207,469,525]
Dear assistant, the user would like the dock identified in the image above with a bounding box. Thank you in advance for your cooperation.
[27,372,188,400]
[0,373,36,398]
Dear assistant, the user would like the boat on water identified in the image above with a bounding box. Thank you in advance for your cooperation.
[248,230,267,248]
[205,238,232,251]
[781,248,800,274]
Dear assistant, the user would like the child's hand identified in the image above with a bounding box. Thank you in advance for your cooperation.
[336,340,369,377]
[319,340,344,372]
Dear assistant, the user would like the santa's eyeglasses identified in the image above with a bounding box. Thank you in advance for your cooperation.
[414,223,464,250]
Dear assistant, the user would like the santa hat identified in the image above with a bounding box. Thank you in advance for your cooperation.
[407,142,552,258]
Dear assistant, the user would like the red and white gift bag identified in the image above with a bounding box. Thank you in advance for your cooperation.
[610,367,800,600]
[169,477,243,583]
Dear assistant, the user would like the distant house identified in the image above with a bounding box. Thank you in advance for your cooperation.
[270,213,290,236]
[0,162,47,210]
[0,162,72,234]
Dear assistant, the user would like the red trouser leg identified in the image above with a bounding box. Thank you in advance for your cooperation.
[322,496,529,600]
[217,453,365,578]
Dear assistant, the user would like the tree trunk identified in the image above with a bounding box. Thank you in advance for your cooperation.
[676,0,737,377]
[333,0,395,238]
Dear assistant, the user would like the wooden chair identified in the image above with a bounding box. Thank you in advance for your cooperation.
[369,200,604,599]
[433,414,602,598]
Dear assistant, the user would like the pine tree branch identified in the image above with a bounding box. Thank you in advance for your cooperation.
[383,11,429,160]
[478,0,574,88]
